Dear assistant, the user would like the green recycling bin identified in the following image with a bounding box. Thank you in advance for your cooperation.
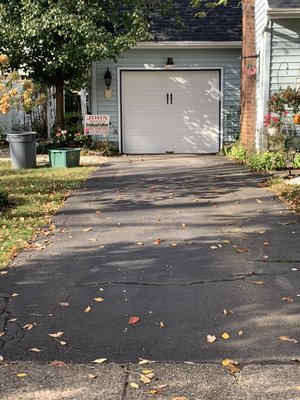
[7,132,36,169]
[48,148,81,168]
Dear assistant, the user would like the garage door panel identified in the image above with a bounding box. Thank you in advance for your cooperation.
[123,133,167,154]
[122,70,220,154]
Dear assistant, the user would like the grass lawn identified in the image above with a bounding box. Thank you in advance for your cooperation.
[268,177,300,213]
[0,161,96,268]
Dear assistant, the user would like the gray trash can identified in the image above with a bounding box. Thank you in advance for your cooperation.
[6,132,37,169]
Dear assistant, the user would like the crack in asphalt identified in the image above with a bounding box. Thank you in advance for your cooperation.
[69,271,290,289]
[0,295,24,350]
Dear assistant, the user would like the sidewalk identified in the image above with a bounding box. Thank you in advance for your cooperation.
[0,155,299,399]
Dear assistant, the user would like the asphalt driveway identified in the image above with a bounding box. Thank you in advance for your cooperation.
[0,155,299,365]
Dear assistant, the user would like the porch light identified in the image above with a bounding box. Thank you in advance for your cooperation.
[166,57,174,67]
[104,67,112,90]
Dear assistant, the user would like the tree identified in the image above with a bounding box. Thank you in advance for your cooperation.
[0,0,172,129]
[190,0,241,18]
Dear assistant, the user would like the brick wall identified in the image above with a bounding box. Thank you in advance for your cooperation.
[240,0,256,150]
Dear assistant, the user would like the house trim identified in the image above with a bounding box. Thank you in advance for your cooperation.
[135,41,242,49]
[267,9,300,18]
[117,67,224,154]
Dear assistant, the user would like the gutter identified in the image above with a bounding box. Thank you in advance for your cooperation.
[135,41,242,49]
[267,8,300,18]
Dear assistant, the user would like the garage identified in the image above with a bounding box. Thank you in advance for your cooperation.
[121,70,221,154]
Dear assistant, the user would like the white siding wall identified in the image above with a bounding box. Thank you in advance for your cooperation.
[255,0,269,149]
[270,19,300,92]
[92,48,241,144]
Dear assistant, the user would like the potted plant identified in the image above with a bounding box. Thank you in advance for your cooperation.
[281,86,300,124]
[264,113,283,136]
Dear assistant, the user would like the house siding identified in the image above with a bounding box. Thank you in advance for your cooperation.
[254,0,269,149]
[270,19,300,92]
[92,48,241,146]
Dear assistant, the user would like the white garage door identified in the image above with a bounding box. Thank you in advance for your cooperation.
[121,70,221,154]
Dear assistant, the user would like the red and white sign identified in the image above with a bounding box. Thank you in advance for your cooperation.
[84,115,110,136]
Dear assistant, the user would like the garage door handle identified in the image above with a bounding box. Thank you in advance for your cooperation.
[166,93,169,105]
[170,93,173,105]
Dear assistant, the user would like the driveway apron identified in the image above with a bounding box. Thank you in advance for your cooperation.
[0,155,299,364]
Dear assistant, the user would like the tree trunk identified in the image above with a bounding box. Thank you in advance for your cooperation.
[55,79,64,129]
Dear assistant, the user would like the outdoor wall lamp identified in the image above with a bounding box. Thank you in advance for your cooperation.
[166,57,174,67]
[104,67,112,99]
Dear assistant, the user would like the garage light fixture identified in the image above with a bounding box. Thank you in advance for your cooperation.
[104,67,112,90]
[104,67,112,99]
[166,57,174,67]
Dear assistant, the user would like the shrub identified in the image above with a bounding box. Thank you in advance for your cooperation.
[293,153,300,168]
[246,151,286,172]
[64,112,83,135]
[227,141,247,161]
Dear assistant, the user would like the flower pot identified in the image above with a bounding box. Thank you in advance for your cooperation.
[267,127,279,136]
[293,114,300,125]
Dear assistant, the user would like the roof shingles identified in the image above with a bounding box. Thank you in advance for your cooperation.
[149,0,242,42]
[268,0,300,8]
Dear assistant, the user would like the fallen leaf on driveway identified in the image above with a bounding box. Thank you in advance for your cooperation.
[94,297,104,302]
[92,358,107,364]
[49,360,66,367]
[279,336,298,343]
[171,397,189,400]
[238,330,244,336]
[207,335,217,343]
[23,323,36,330]
[222,332,230,340]
[223,309,233,316]
[0,271,8,275]
[89,238,98,242]
[48,332,64,338]
[252,281,266,285]
[0,332,5,337]
[59,302,69,307]
[281,296,293,303]
[210,245,218,250]
[30,348,42,352]
[88,374,98,379]
[130,382,139,389]
[222,359,240,374]
[181,223,187,228]
[82,227,93,232]
[256,199,264,203]
[140,374,151,384]
[57,340,67,346]
[169,243,178,248]
[159,321,166,328]
[11,293,19,297]
[136,241,144,246]
[153,239,162,245]
[128,316,140,324]
[16,373,28,378]
[138,358,152,365]
[236,247,250,253]
[84,306,92,313]
[263,241,270,246]
[0,355,3,362]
